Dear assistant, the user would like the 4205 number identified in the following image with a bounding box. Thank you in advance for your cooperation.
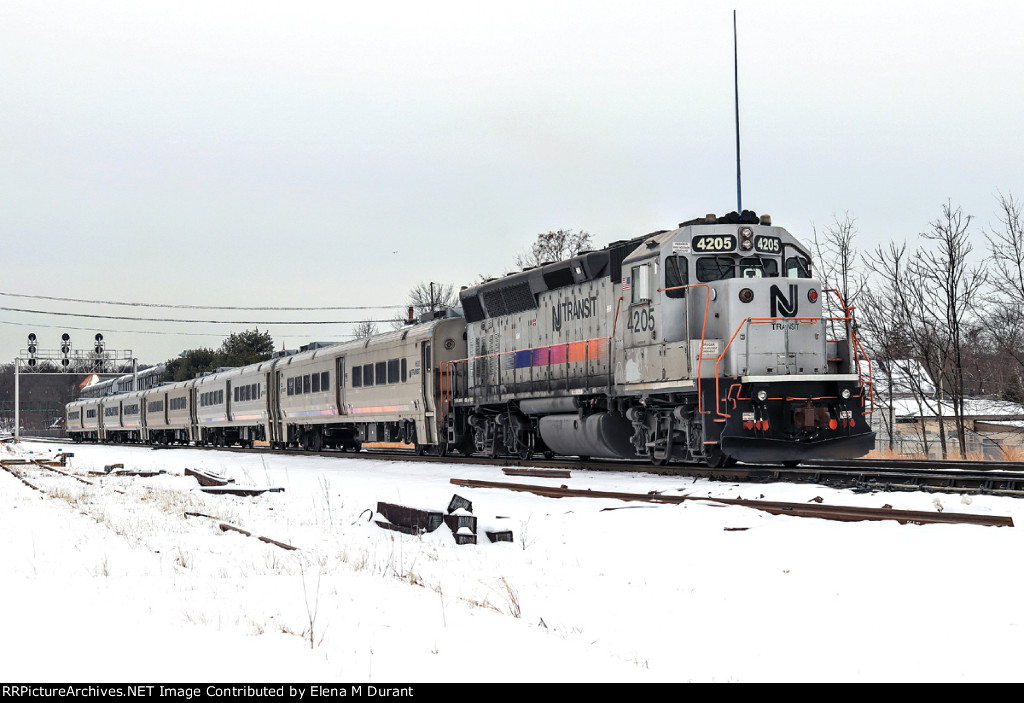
[627,307,655,332]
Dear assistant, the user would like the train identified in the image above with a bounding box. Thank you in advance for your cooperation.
[66,211,876,467]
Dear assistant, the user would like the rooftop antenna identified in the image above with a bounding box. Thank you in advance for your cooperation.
[733,9,742,213]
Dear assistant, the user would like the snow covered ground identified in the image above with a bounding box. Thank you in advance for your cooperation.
[2,439,1023,683]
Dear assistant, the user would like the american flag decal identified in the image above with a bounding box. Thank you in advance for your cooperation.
[622,276,631,291]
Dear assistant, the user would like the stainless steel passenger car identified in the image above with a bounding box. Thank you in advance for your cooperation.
[272,316,468,453]
[142,379,195,445]
[65,398,98,442]
[101,389,146,443]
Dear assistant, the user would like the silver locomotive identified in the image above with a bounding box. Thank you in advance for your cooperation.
[448,212,874,466]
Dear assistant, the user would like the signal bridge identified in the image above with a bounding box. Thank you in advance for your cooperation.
[13,333,138,442]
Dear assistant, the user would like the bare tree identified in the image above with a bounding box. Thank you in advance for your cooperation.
[912,201,987,457]
[861,241,935,454]
[812,212,864,335]
[351,320,378,339]
[985,191,1024,379]
[515,229,593,269]
[407,281,457,317]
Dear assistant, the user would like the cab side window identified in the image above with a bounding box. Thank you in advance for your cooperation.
[665,256,688,299]
[786,256,811,278]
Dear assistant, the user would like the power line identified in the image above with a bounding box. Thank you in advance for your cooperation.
[0,319,238,337]
[0,306,398,325]
[0,319,389,344]
[0,291,408,311]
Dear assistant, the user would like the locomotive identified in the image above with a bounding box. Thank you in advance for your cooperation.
[67,211,875,467]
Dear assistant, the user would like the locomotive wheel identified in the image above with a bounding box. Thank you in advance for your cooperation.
[436,441,449,457]
[650,427,674,466]
[704,444,736,468]
[414,443,426,456]
[517,433,535,461]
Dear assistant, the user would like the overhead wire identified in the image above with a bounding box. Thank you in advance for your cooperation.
[0,290,409,311]
[0,305,398,325]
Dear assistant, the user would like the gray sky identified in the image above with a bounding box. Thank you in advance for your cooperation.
[2,1,1022,365]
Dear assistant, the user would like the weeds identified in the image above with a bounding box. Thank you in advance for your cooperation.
[519,517,535,550]
[318,475,335,527]
[502,577,522,618]
[174,547,193,570]
[298,555,328,650]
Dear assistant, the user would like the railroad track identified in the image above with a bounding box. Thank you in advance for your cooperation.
[110,441,1024,499]
[3,451,1016,532]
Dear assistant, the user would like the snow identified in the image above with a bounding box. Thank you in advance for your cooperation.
[2,440,1023,683]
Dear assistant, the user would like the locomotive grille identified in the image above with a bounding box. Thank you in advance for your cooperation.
[483,282,536,317]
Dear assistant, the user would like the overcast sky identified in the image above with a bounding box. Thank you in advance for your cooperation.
[2,1,1022,366]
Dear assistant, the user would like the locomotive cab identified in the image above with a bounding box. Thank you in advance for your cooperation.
[619,214,875,465]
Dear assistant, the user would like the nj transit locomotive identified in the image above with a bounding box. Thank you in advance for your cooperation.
[66,211,875,466]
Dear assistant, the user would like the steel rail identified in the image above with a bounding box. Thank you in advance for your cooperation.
[449,478,1014,527]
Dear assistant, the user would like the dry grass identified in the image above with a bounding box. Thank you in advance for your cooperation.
[865,447,929,460]
[998,444,1024,462]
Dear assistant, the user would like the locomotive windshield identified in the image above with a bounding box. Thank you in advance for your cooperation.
[696,256,736,282]
[696,254,810,282]
[738,257,779,278]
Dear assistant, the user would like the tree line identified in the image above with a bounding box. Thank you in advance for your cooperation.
[815,193,1024,458]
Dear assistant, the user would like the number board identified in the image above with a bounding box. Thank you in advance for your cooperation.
[691,234,736,253]
[754,235,781,254]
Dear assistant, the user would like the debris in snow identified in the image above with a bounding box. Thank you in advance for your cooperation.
[218,522,299,551]
[198,486,284,496]
[185,467,235,487]
[443,513,477,535]
[376,501,444,534]
[503,468,571,479]
[485,530,513,543]
[446,494,473,514]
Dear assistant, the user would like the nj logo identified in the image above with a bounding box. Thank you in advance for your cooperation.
[769,284,799,318]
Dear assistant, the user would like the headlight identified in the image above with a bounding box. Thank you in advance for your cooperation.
[841,388,852,399]
[756,389,768,402]
[739,288,754,303]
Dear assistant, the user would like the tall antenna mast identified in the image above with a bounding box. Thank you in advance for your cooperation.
[733,9,742,213]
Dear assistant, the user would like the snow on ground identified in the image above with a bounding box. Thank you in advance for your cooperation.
[2,439,1023,683]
